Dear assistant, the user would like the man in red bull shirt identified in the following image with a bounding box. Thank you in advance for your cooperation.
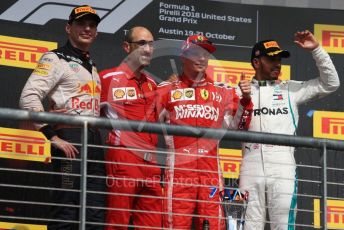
[157,35,253,229]
[99,26,162,229]
[19,5,105,229]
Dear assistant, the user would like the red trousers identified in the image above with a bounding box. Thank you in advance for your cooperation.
[164,154,225,229]
[105,148,163,229]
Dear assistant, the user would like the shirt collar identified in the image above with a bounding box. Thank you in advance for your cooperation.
[66,41,90,61]
[118,62,148,82]
[180,73,213,87]
[252,77,280,86]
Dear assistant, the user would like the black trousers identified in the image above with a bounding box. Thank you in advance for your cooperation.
[48,128,106,230]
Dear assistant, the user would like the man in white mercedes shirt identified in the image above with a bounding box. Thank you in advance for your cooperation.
[238,30,340,230]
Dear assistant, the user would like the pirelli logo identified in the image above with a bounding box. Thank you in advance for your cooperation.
[219,148,242,179]
[314,24,344,54]
[0,127,51,163]
[263,41,279,49]
[75,6,96,14]
[0,221,46,229]
[0,35,57,69]
[313,111,344,140]
[207,59,290,86]
[314,199,344,228]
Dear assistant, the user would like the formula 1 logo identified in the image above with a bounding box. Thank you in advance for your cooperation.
[0,0,153,34]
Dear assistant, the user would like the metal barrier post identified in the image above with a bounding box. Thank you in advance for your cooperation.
[79,122,88,230]
[322,144,328,230]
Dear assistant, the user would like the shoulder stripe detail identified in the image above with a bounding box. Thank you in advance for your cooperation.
[158,81,175,87]
[146,76,157,86]
[102,71,126,79]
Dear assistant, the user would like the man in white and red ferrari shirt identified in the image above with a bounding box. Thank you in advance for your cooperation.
[157,35,253,230]
[99,26,162,229]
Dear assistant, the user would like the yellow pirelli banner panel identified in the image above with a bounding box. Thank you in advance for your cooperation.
[313,111,344,140]
[0,127,51,162]
[219,148,242,179]
[0,221,47,230]
[314,24,344,54]
[314,199,344,229]
[0,35,57,69]
[207,59,291,86]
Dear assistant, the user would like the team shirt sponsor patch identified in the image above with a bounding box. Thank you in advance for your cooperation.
[253,107,288,116]
[200,89,209,100]
[211,92,222,102]
[36,63,51,70]
[112,87,137,100]
[174,104,219,121]
[273,93,283,100]
[33,68,49,76]
[41,57,54,63]
[148,82,153,91]
[78,81,101,96]
[127,89,136,98]
[271,85,286,106]
[171,88,195,102]
[69,63,80,72]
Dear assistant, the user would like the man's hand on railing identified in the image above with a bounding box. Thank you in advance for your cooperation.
[51,135,79,159]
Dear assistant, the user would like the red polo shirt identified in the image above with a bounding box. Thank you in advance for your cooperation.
[99,63,158,151]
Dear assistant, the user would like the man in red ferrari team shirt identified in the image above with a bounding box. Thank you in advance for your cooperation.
[99,26,162,229]
[157,35,253,229]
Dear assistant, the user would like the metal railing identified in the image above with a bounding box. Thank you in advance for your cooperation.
[0,107,344,229]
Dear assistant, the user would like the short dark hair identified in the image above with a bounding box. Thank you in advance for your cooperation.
[124,28,135,42]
